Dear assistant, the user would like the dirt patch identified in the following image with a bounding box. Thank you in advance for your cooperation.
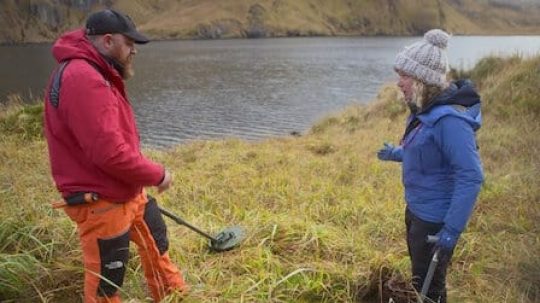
[358,265,417,303]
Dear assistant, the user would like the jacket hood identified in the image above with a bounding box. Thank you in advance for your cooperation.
[51,29,122,85]
[418,80,482,131]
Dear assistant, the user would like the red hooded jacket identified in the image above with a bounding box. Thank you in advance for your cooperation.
[44,29,164,202]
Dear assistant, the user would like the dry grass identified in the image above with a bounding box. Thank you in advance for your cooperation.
[0,55,539,302]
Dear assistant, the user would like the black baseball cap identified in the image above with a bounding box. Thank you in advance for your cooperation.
[85,9,150,44]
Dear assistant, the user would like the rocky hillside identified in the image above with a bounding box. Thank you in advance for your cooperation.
[2,0,540,44]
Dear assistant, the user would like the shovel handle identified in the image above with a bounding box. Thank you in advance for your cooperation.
[427,235,439,243]
[419,235,441,302]
[420,249,439,300]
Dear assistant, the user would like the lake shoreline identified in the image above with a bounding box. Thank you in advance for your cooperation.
[3,36,540,147]
[3,32,540,47]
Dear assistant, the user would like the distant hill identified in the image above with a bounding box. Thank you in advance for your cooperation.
[2,0,540,44]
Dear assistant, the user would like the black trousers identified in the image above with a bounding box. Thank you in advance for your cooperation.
[405,208,453,303]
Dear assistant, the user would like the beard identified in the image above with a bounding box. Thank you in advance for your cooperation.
[114,57,135,80]
[121,57,135,80]
[106,54,135,80]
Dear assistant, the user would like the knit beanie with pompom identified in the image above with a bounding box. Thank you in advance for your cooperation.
[394,29,451,88]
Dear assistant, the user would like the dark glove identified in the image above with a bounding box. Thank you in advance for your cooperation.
[434,226,460,262]
[377,142,397,161]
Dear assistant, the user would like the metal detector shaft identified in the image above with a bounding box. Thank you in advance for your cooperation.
[159,207,218,242]
[419,235,440,303]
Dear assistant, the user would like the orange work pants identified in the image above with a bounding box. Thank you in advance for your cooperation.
[64,192,187,302]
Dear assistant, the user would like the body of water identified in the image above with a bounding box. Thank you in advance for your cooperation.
[1,36,539,147]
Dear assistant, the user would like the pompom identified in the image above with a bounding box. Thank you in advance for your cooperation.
[424,29,450,49]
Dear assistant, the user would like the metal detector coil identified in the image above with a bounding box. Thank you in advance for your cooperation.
[159,207,246,252]
[210,226,245,252]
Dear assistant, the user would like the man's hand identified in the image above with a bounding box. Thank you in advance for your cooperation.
[377,142,396,161]
[157,170,172,193]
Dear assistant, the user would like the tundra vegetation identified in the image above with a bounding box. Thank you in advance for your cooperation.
[0,55,539,302]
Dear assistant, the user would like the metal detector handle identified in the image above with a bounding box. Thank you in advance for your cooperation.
[419,235,440,303]
[159,207,218,242]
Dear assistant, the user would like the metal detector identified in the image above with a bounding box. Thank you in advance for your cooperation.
[159,207,245,252]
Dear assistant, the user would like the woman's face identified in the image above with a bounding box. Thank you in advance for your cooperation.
[397,72,415,103]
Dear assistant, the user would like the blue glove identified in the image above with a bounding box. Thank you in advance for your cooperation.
[377,142,396,161]
[434,226,461,258]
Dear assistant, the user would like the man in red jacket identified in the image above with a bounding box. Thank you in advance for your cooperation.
[44,9,187,302]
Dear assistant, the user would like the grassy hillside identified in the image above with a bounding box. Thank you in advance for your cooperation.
[2,0,540,43]
[0,55,539,302]
[134,0,540,39]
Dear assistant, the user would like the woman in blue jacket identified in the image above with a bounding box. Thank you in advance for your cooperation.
[377,29,483,302]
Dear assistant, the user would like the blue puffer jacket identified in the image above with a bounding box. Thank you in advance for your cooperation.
[392,80,484,234]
